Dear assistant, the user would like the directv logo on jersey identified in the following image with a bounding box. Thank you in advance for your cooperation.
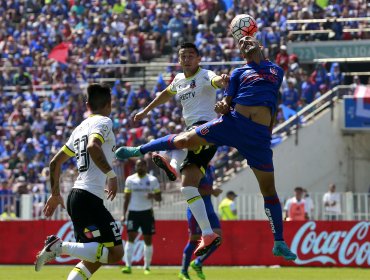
[180,92,195,100]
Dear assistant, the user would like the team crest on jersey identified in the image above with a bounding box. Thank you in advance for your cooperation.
[190,79,196,88]
[270,67,277,75]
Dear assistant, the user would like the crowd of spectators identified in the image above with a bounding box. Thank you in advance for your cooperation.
[0,0,370,218]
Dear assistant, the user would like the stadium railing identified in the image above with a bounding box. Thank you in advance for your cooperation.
[1,191,368,221]
[286,17,370,24]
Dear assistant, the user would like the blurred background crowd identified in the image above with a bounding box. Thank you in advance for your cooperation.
[0,0,370,209]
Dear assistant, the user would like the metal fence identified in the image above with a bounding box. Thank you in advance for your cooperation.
[1,191,368,222]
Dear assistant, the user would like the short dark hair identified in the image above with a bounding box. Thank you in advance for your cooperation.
[178,42,200,56]
[294,186,303,192]
[86,83,111,111]
[227,191,237,197]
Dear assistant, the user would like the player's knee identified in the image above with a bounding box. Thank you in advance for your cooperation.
[174,132,196,149]
[174,135,190,149]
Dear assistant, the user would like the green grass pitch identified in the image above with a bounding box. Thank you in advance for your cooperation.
[1,265,369,280]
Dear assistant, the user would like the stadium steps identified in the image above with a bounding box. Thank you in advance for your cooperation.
[130,55,173,90]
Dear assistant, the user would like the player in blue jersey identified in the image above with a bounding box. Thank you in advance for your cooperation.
[179,166,222,280]
[116,35,297,261]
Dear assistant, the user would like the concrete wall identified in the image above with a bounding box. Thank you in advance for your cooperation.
[221,100,370,195]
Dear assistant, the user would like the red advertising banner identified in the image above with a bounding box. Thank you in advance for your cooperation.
[0,220,369,267]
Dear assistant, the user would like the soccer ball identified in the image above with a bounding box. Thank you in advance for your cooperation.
[230,14,258,41]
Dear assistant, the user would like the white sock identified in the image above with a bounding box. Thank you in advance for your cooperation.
[170,149,187,173]
[144,244,153,269]
[124,242,134,267]
[62,242,109,263]
[67,262,92,280]
[181,186,213,236]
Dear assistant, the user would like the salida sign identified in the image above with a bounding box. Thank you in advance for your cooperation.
[290,221,370,266]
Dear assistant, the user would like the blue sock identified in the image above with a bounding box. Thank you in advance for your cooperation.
[264,195,284,241]
[140,134,177,154]
[195,242,219,265]
[181,241,197,272]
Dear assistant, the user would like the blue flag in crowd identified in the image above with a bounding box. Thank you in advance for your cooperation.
[157,73,167,91]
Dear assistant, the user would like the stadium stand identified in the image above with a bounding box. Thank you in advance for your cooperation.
[0,0,369,219]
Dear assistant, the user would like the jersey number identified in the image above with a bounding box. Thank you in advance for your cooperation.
[74,135,90,172]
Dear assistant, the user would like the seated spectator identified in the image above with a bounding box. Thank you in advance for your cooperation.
[282,79,299,110]
[21,138,37,161]
[275,45,289,72]
[300,71,316,104]
[41,96,54,113]
[152,19,168,54]
[310,63,328,90]
[137,84,150,108]
[124,82,137,112]
[168,10,186,47]
[13,67,32,86]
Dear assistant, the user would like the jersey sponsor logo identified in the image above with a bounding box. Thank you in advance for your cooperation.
[242,69,279,84]
[179,91,196,101]
[269,67,277,75]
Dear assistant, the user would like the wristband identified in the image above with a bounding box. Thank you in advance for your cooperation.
[106,170,116,179]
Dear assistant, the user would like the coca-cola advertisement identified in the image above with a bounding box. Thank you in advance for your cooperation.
[288,221,370,267]
[0,220,368,267]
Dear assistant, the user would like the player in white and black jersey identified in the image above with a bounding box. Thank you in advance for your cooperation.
[118,43,228,256]
[35,84,124,280]
[120,158,161,275]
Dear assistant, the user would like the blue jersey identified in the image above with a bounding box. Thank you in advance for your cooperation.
[225,60,284,115]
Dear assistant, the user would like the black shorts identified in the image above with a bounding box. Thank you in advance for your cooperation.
[67,189,122,247]
[181,121,218,174]
[126,209,155,235]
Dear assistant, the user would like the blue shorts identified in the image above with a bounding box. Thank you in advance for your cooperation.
[187,199,220,235]
[195,110,274,172]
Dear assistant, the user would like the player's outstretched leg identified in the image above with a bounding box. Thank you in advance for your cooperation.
[35,235,62,272]
[272,241,297,261]
[152,153,178,181]
[116,146,143,160]
[116,134,180,160]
